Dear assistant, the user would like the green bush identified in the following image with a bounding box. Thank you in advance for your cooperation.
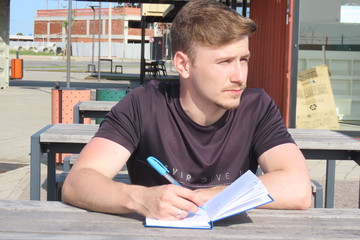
[10,50,56,56]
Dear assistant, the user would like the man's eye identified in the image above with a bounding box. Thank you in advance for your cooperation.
[219,60,230,64]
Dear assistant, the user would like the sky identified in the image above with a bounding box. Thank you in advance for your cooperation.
[9,0,110,36]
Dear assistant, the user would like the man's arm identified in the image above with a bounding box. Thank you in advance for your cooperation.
[257,142,312,209]
[195,143,312,210]
[61,137,205,220]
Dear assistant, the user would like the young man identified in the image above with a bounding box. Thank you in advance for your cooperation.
[62,0,311,220]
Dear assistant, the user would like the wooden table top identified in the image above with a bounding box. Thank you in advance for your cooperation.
[0,200,359,239]
[77,101,117,111]
[39,124,360,152]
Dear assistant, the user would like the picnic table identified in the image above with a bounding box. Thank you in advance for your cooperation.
[144,60,167,77]
[73,101,117,123]
[1,199,359,239]
[30,124,360,207]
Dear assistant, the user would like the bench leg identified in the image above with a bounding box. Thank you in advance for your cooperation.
[325,160,336,208]
[30,134,41,200]
[30,125,52,200]
[311,180,324,208]
[47,151,57,201]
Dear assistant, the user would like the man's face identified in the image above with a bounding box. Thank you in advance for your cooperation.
[187,37,250,110]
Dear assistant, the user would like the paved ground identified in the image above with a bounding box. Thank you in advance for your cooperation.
[0,56,359,208]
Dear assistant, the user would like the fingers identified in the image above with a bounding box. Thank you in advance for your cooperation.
[141,185,204,220]
[174,186,205,213]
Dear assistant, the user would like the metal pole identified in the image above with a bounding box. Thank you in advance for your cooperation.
[90,6,96,76]
[140,16,146,85]
[288,0,300,128]
[66,0,72,88]
[98,3,102,81]
[242,0,248,17]
[108,3,112,59]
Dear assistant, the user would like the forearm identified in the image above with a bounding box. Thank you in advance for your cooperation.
[62,168,145,215]
[194,185,227,202]
[258,170,312,210]
[62,168,205,219]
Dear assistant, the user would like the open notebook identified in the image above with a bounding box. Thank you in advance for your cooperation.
[145,170,273,229]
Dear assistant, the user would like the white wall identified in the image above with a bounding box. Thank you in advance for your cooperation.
[299,0,360,45]
[9,41,151,60]
[0,0,10,89]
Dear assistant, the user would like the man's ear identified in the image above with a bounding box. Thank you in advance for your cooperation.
[173,51,190,79]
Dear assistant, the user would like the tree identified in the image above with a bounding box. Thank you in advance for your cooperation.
[62,10,76,58]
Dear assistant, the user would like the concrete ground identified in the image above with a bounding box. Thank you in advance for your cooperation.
[0,56,359,208]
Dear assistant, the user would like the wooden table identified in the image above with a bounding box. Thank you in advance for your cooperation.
[30,124,360,207]
[288,129,360,208]
[73,101,117,123]
[30,124,99,201]
[0,200,359,239]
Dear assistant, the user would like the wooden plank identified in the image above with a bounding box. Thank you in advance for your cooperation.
[78,101,117,111]
[0,200,359,239]
[289,128,360,150]
[39,124,99,143]
[39,124,360,151]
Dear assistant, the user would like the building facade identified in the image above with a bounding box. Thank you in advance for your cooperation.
[33,6,154,44]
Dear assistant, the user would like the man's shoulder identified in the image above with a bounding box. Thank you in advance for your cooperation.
[243,88,271,102]
[135,80,179,96]
[244,88,266,95]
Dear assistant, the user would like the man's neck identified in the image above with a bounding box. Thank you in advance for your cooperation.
[179,87,227,126]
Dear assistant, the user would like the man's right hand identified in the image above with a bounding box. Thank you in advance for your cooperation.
[129,184,205,220]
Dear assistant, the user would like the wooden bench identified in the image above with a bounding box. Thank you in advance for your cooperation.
[100,59,113,73]
[58,154,323,207]
[115,65,123,74]
[31,124,360,206]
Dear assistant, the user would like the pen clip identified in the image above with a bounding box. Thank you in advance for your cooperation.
[147,156,169,175]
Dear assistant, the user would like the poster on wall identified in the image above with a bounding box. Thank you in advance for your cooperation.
[296,64,340,130]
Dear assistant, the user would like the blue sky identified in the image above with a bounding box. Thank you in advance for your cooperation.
[10,0,110,36]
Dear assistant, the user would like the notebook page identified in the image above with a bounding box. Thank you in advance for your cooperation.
[205,170,258,220]
[145,208,211,229]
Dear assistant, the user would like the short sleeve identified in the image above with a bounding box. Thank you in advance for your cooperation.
[251,90,294,160]
[94,85,153,153]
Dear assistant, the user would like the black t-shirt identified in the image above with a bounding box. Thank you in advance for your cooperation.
[94,81,294,189]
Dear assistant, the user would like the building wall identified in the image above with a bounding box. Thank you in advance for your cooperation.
[33,6,154,43]
[0,0,10,89]
[34,21,47,35]
[300,0,360,45]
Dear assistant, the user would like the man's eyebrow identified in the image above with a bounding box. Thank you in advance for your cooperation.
[242,53,251,58]
[214,52,251,62]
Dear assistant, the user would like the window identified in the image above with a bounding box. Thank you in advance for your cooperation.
[341,5,360,24]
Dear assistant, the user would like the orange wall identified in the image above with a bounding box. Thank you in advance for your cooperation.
[248,0,291,125]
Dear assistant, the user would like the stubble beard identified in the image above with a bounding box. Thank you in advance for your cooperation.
[217,84,247,110]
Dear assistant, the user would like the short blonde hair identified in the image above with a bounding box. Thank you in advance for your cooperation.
[171,0,257,61]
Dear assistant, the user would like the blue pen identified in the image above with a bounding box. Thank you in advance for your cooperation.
[147,156,181,186]
[147,156,206,211]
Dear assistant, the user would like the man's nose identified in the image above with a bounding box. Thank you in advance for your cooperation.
[230,62,247,84]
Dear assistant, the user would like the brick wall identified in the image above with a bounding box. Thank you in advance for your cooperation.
[72,20,87,35]
[34,7,153,43]
[34,21,47,34]
[50,21,62,35]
